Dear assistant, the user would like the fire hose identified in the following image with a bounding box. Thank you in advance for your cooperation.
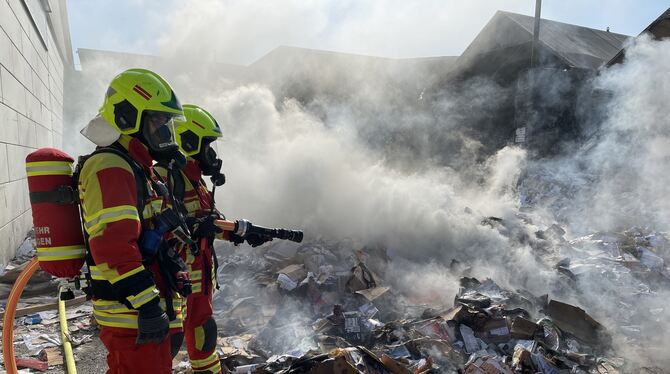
[214,219,304,243]
[1,221,300,373]
[58,285,77,373]
[2,257,77,373]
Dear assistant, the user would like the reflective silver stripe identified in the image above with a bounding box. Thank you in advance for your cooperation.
[127,288,159,308]
[36,248,86,258]
[84,208,138,230]
[93,302,130,312]
[184,201,200,211]
[143,199,163,217]
[94,313,137,325]
[26,165,72,173]
[159,299,183,310]
[93,297,181,313]
[191,353,220,369]
[89,268,104,279]
[190,270,202,280]
[94,311,181,329]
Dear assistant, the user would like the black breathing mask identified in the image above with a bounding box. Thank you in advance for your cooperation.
[194,141,225,185]
[138,110,185,168]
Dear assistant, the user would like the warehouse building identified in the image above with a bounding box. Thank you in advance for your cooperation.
[0,0,72,264]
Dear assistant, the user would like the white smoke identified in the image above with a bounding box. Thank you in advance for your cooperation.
[153,0,535,64]
[63,1,670,368]
[202,84,521,255]
[520,35,670,235]
[520,35,670,367]
[578,35,670,232]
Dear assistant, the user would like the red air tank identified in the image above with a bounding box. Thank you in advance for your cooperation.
[25,148,85,278]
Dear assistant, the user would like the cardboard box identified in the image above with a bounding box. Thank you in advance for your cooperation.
[546,300,606,344]
[464,356,513,374]
[510,316,538,339]
[310,356,358,374]
[380,355,412,374]
[277,264,307,283]
[475,318,510,344]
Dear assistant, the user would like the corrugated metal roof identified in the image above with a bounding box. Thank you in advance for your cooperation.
[500,11,630,69]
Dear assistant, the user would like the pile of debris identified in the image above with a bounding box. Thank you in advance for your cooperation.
[1,224,668,373]
[201,225,669,374]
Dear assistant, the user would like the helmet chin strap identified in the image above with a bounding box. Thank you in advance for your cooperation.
[170,151,187,170]
[150,147,185,170]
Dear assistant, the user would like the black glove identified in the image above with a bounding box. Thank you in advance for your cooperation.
[245,233,272,247]
[228,232,245,246]
[192,214,223,244]
[136,300,169,345]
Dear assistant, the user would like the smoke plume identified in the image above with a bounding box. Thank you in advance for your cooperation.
[63,2,670,368]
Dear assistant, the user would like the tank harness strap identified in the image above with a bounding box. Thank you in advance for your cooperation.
[28,186,78,205]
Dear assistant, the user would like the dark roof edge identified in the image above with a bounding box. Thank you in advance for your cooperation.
[250,45,457,66]
[604,7,670,67]
[77,48,162,59]
[497,10,630,39]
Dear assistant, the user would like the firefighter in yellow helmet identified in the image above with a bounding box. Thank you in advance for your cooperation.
[78,68,191,373]
[155,104,271,373]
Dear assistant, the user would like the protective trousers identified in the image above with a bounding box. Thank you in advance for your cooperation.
[184,244,222,374]
[100,326,172,374]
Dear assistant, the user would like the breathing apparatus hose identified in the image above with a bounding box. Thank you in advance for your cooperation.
[2,257,78,374]
[2,257,40,374]
[58,285,77,373]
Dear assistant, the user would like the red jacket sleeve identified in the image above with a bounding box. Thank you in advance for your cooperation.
[79,153,159,309]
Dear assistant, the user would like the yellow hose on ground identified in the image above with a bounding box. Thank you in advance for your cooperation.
[1,257,78,373]
[2,257,40,374]
[58,285,77,374]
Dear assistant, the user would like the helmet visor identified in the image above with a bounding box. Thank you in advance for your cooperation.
[141,110,178,152]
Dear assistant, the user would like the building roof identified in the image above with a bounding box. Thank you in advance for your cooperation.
[457,11,630,73]
[501,11,629,69]
[249,45,457,75]
[77,48,162,69]
[79,9,640,83]
[606,7,670,66]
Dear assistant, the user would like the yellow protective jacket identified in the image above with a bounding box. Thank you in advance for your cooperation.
[78,134,183,330]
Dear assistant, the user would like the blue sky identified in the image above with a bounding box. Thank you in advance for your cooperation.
[67,0,669,66]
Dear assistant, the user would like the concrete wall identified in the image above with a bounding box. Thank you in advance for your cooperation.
[0,0,71,265]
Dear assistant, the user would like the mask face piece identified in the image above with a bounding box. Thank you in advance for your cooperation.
[196,138,223,176]
[140,110,181,164]
[141,110,178,153]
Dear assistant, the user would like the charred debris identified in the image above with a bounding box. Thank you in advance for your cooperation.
[202,219,669,374]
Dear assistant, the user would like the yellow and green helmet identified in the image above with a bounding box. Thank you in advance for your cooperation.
[99,68,184,135]
[175,104,223,156]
